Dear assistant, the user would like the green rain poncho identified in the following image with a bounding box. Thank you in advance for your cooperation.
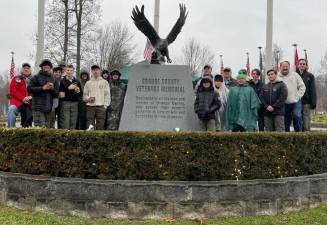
[225,83,261,131]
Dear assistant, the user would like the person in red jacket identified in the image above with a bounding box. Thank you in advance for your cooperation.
[7,63,33,127]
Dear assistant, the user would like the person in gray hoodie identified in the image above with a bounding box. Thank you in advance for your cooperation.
[278,61,306,132]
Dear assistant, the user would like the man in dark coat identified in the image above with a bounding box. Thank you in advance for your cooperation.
[27,59,58,128]
[260,69,288,131]
[223,67,237,89]
[249,69,264,131]
[106,70,127,130]
[58,64,82,129]
[297,59,317,131]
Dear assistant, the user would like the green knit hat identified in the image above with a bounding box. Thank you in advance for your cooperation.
[236,69,247,79]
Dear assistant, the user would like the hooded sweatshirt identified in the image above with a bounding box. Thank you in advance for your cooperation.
[278,71,305,104]
[83,76,111,107]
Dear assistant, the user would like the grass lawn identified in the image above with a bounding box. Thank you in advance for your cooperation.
[1,204,327,225]
[311,114,327,124]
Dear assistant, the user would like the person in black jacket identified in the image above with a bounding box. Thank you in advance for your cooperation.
[259,69,288,131]
[58,64,82,129]
[27,59,58,128]
[194,77,221,131]
[223,67,237,88]
[77,70,90,130]
[249,69,264,131]
[297,59,317,131]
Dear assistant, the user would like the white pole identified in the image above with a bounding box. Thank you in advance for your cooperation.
[36,0,45,67]
[265,0,273,82]
[154,0,160,33]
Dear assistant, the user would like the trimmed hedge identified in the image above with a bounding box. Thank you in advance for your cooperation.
[0,128,327,181]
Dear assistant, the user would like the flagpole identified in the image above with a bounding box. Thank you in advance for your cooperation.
[35,0,45,68]
[304,49,308,61]
[265,0,273,81]
[219,54,224,74]
[154,0,160,33]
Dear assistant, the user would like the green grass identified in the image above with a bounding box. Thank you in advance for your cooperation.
[312,114,327,124]
[1,204,327,225]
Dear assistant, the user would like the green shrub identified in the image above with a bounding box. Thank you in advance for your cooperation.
[0,128,327,181]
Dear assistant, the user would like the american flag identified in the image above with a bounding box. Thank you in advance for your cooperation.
[220,55,224,74]
[10,53,15,79]
[246,53,251,78]
[144,39,154,62]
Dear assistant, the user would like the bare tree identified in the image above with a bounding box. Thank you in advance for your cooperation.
[315,51,327,112]
[44,0,101,75]
[0,75,9,116]
[272,43,284,62]
[319,51,327,76]
[45,0,75,64]
[179,38,215,76]
[89,22,136,70]
[263,43,284,68]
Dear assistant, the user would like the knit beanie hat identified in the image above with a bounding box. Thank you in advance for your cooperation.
[236,69,247,79]
[214,74,223,82]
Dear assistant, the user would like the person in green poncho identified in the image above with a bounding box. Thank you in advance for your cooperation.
[225,69,261,132]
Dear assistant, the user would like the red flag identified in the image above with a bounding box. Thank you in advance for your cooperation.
[294,46,299,70]
[10,54,15,79]
[144,39,154,62]
[220,55,224,74]
[246,53,251,77]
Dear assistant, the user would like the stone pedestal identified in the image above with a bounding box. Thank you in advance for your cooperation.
[119,64,199,131]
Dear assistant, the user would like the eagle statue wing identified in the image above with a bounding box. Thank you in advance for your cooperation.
[166,4,188,45]
[132,5,160,47]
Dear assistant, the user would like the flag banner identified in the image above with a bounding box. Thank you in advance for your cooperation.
[246,53,251,78]
[304,50,308,67]
[258,49,264,75]
[294,46,299,71]
[274,51,280,73]
[144,39,154,62]
[10,54,15,79]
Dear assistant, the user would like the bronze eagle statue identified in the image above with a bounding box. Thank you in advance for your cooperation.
[132,4,188,64]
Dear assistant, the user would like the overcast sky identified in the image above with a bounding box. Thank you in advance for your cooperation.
[0,0,326,77]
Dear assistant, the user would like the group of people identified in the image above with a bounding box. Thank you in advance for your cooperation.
[7,59,126,130]
[8,58,316,133]
[194,59,317,132]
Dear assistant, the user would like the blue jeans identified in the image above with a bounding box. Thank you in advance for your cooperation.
[7,105,19,127]
[285,101,303,132]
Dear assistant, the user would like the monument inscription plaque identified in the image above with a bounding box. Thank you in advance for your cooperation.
[119,64,199,131]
